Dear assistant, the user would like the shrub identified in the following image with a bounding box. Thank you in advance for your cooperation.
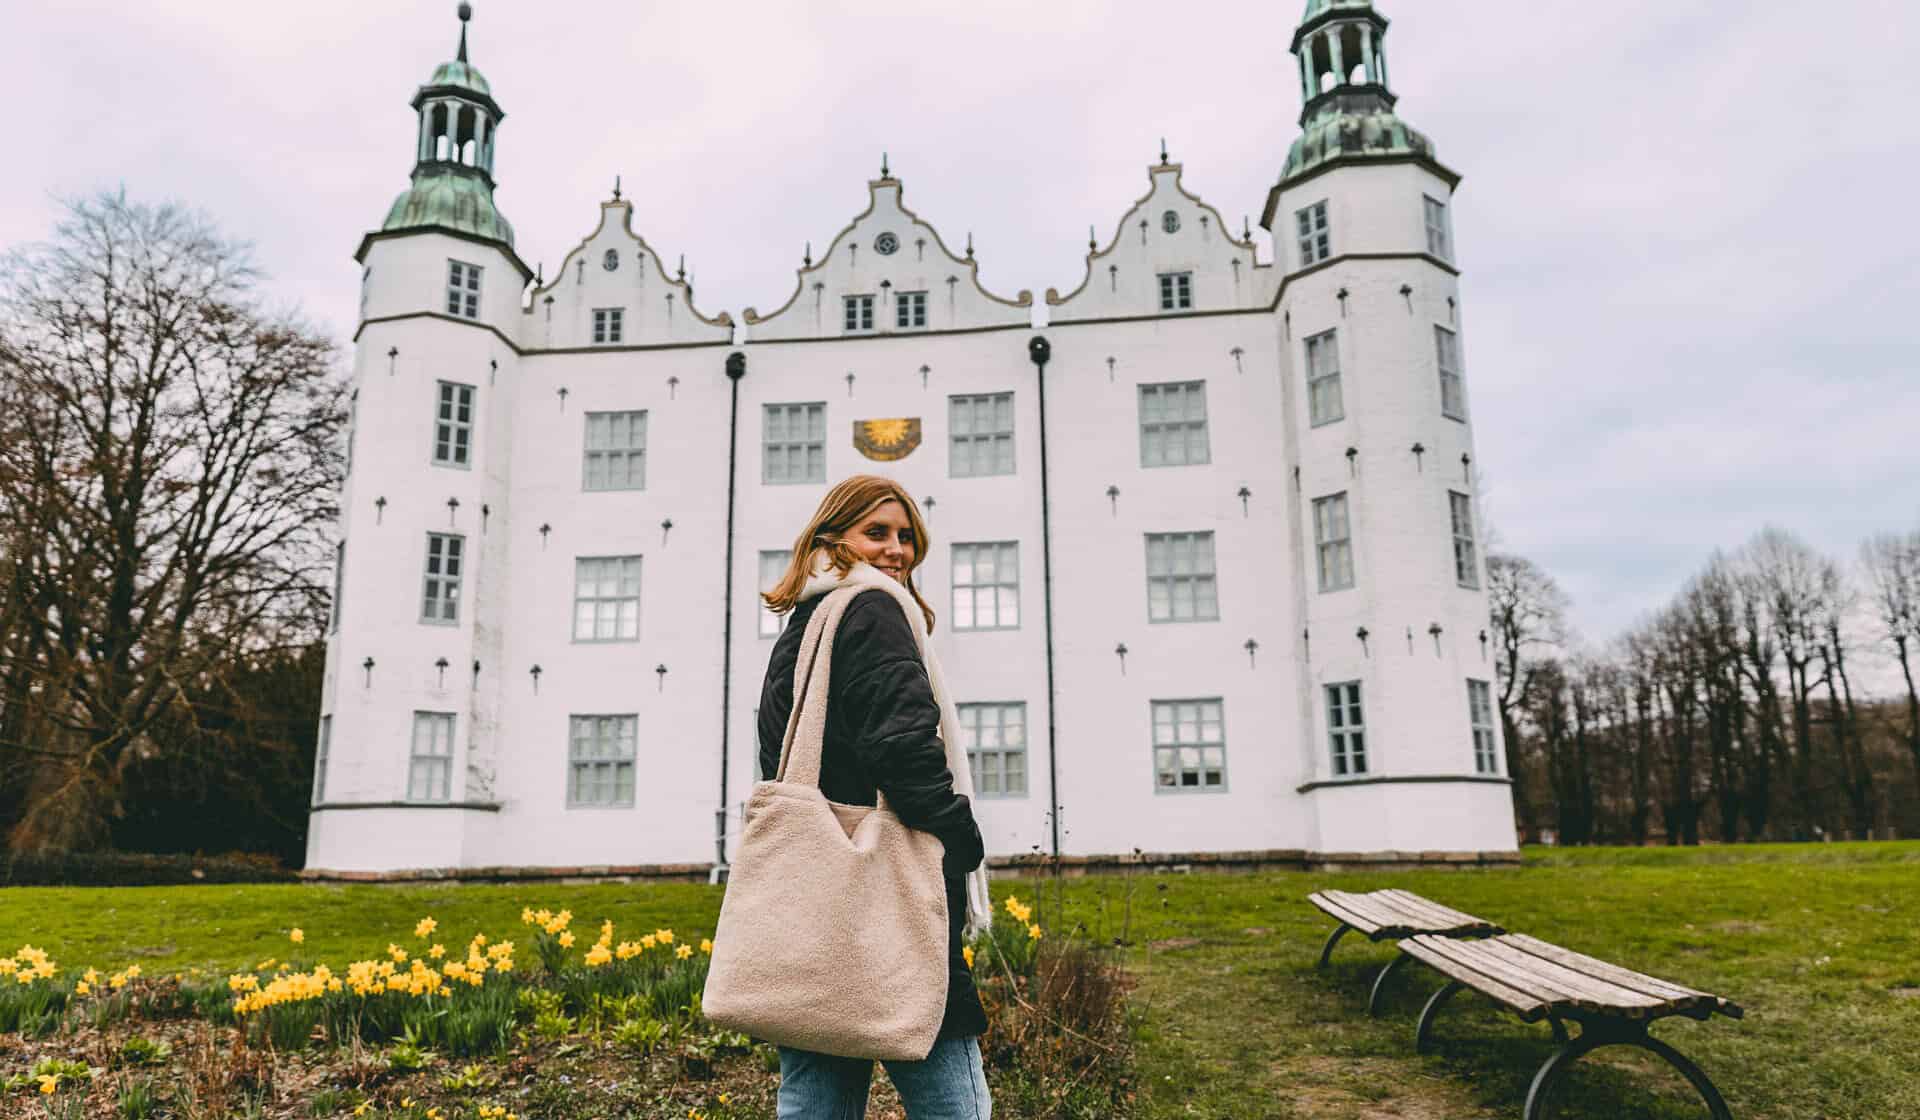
[118,1035,172,1067]
[610,1015,668,1055]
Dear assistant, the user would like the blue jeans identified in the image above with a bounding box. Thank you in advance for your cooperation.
[777,1036,991,1120]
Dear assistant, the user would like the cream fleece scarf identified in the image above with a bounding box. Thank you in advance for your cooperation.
[798,550,994,938]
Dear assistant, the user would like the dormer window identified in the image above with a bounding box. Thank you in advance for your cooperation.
[446,260,482,319]
[592,308,624,345]
[1296,201,1331,266]
[897,291,928,329]
[1158,272,1193,312]
[844,295,875,332]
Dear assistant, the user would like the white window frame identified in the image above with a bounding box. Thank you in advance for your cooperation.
[1145,531,1220,623]
[1436,325,1466,421]
[408,711,455,802]
[1138,380,1210,468]
[1158,272,1193,311]
[312,714,331,805]
[583,410,647,491]
[431,380,475,468]
[959,702,1028,798]
[1295,201,1331,266]
[329,541,346,634]
[421,532,464,624]
[573,555,642,643]
[763,402,826,485]
[446,260,482,319]
[1326,683,1367,776]
[1152,698,1227,793]
[1468,680,1498,774]
[1306,329,1344,427]
[758,550,791,638]
[951,541,1020,632]
[949,392,1015,478]
[592,307,625,345]
[896,290,928,329]
[1424,195,1454,261]
[1450,491,1480,589]
[843,294,875,332]
[567,714,638,808]
[1314,493,1354,592]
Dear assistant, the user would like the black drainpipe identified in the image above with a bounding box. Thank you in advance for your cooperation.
[715,349,747,879]
[1027,335,1062,863]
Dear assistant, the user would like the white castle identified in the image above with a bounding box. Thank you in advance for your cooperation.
[307,0,1520,878]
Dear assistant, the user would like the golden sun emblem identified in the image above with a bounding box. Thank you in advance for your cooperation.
[852,417,923,462]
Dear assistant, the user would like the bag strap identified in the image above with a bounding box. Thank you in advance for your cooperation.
[774,587,880,803]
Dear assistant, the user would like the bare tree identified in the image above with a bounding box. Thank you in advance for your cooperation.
[0,191,344,852]
[1486,552,1572,837]
[1739,528,1843,836]
[1862,529,1920,800]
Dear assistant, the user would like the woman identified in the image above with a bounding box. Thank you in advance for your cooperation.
[757,474,994,1119]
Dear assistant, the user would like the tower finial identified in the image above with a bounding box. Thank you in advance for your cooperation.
[1159,137,1169,165]
[457,3,472,63]
[612,175,622,201]
[803,241,812,267]
[1089,224,1097,252]
[881,151,890,179]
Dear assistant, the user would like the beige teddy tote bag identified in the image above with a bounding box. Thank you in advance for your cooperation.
[702,586,949,1061]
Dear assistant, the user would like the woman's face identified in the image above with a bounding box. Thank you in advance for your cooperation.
[841,499,916,584]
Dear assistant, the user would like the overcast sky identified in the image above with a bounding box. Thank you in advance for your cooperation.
[6,0,1918,652]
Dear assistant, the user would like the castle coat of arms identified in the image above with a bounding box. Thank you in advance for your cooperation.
[853,418,922,461]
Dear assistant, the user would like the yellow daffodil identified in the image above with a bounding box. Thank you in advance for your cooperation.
[290,928,305,944]
[37,1075,57,1095]
[354,1102,371,1117]
[110,972,128,989]
[700,938,713,954]
[640,934,658,950]
[656,929,674,945]
[471,932,487,947]
[125,964,141,978]
[719,1093,731,1104]
[416,916,438,938]
[83,968,100,984]
[962,946,974,968]
[520,907,535,923]
[428,943,446,959]
[676,944,693,960]
[388,944,408,963]
[75,980,91,996]
[558,931,575,948]
[1028,923,1043,941]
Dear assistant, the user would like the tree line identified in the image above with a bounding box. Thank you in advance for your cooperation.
[1489,527,1920,846]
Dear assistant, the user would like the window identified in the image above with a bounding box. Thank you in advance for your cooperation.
[952,542,1020,631]
[1326,683,1366,776]
[1450,491,1480,589]
[1468,680,1498,774]
[329,541,346,634]
[763,403,826,484]
[568,714,637,808]
[1152,699,1226,792]
[1305,330,1344,426]
[409,711,455,801]
[1295,201,1331,266]
[584,410,647,491]
[592,308,624,344]
[1314,494,1354,592]
[1424,196,1453,260]
[1158,272,1193,311]
[573,555,642,642]
[446,260,481,319]
[421,533,464,623]
[960,702,1027,798]
[896,290,927,329]
[843,295,875,331]
[432,381,475,467]
[758,550,790,638]
[950,392,1015,478]
[1145,531,1219,622]
[312,715,331,804]
[1436,326,1465,421]
[1138,381,1210,467]
[346,389,359,474]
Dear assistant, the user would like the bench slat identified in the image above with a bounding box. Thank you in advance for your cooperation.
[1432,937,1670,1018]
[1376,889,1497,935]
[1309,890,1496,939]
[1400,936,1551,1020]
[1309,891,1391,936]
[1502,934,1743,1018]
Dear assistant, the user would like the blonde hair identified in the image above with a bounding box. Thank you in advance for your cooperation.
[762,474,937,633]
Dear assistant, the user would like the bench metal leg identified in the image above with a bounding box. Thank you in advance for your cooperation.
[1317,922,1352,969]
[1522,1021,1733,1120]
[1414,980,1464,1053]
[1367,951,1409,1015]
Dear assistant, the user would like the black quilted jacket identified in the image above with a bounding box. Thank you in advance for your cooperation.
[755,587,989,1042]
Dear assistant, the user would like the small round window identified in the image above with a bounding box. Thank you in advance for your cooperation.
[875,232,900,256]
[602,249,619,272]
[1162,210,1181,234]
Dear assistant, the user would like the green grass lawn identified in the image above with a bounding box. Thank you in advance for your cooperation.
[4,843,1917,1119]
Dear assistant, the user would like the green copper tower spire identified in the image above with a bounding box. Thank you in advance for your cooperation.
[378,3,515,248]
[1280,0,1440,187]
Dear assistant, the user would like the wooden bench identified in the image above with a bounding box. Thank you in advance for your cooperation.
[1308,889,1503,1013]
[1400,932,1745,1120]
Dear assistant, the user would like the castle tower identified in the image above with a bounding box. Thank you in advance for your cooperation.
[309,3,532,872]
[1267,0,1518,853]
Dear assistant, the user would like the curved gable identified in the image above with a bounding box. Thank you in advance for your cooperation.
[743,176,1031,341]
[521,199,732,350]
[1047,163,1276,323]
